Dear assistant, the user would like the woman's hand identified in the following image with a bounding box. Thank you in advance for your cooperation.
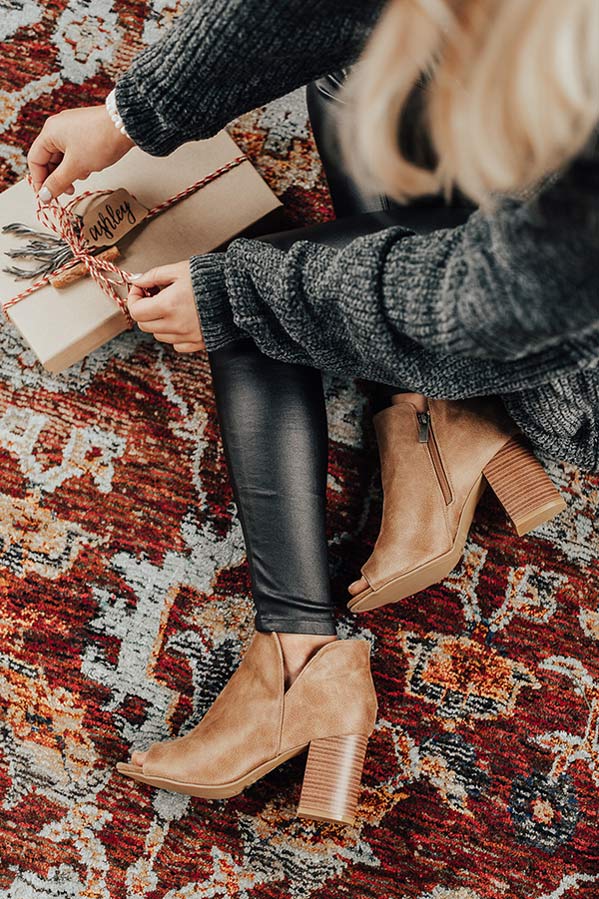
[126,261,205,354]
[27,106,135,201]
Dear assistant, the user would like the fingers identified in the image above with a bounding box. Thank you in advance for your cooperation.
[47,152,75,196]
[28,126,84,200]
[40,152,91,203]
[27,131,55,194]
[127,284,177,321]
[126,283,147,303]
[27,166,50,197]
[140,327,204,353]
[46,152,61,175]
[173,341,205,354]
[126,264,183,290]
[134,315,197,343]
[136,321,181,335]
[124,261,203,354]
[152,332,188,342]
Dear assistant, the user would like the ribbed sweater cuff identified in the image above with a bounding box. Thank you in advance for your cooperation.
[189,252,247,351]
[114,73,187,157]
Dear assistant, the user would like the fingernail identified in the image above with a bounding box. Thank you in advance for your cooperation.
[129,273,143,279]
[38,186,52,204]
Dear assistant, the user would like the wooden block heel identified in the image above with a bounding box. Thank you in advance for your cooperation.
[296,733,369,826]
[483,437,566,536]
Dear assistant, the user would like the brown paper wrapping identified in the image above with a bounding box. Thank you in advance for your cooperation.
[0,131,282,373]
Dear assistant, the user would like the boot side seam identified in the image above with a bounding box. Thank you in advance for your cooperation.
[272,634,288,756]
[421,445,454,549]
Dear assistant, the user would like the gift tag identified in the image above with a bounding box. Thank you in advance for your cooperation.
[78,188,149,249]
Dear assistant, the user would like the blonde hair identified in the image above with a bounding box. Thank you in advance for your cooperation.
[340,0,599,209]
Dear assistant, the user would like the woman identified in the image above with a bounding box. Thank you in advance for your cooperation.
[27,0,599,826]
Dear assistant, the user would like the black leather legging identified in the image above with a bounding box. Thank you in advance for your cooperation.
[207,73,474,636]
[208,338,335,634]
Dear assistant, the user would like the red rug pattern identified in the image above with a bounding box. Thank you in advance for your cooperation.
[1,2,598,898]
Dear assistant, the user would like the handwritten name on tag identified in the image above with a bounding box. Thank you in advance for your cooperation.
[79,188,149,249]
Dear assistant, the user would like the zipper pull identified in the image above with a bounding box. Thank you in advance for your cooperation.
[417,411,430,443]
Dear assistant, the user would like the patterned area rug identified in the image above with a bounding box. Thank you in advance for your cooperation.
[1,3,599,898]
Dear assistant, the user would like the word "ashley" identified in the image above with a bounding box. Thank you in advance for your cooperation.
[87,199,138,243]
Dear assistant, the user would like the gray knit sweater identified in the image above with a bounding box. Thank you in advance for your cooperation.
[114,0,599,472]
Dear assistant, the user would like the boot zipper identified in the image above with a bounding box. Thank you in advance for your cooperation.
[417,411,430,443]
[417,411,453,505]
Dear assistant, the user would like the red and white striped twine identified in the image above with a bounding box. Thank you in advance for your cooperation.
[1,154,248,325]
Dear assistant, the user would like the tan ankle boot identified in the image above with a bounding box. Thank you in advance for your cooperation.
[348,397,566,614]
[117,632,378,825]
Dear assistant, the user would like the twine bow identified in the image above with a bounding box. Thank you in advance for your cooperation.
[1,154,248,323]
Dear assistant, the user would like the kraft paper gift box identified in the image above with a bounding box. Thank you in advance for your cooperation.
[0,131,282,373]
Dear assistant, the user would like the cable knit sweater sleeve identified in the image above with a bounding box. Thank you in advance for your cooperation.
[113,0,384,157]
[189,146,599,394]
